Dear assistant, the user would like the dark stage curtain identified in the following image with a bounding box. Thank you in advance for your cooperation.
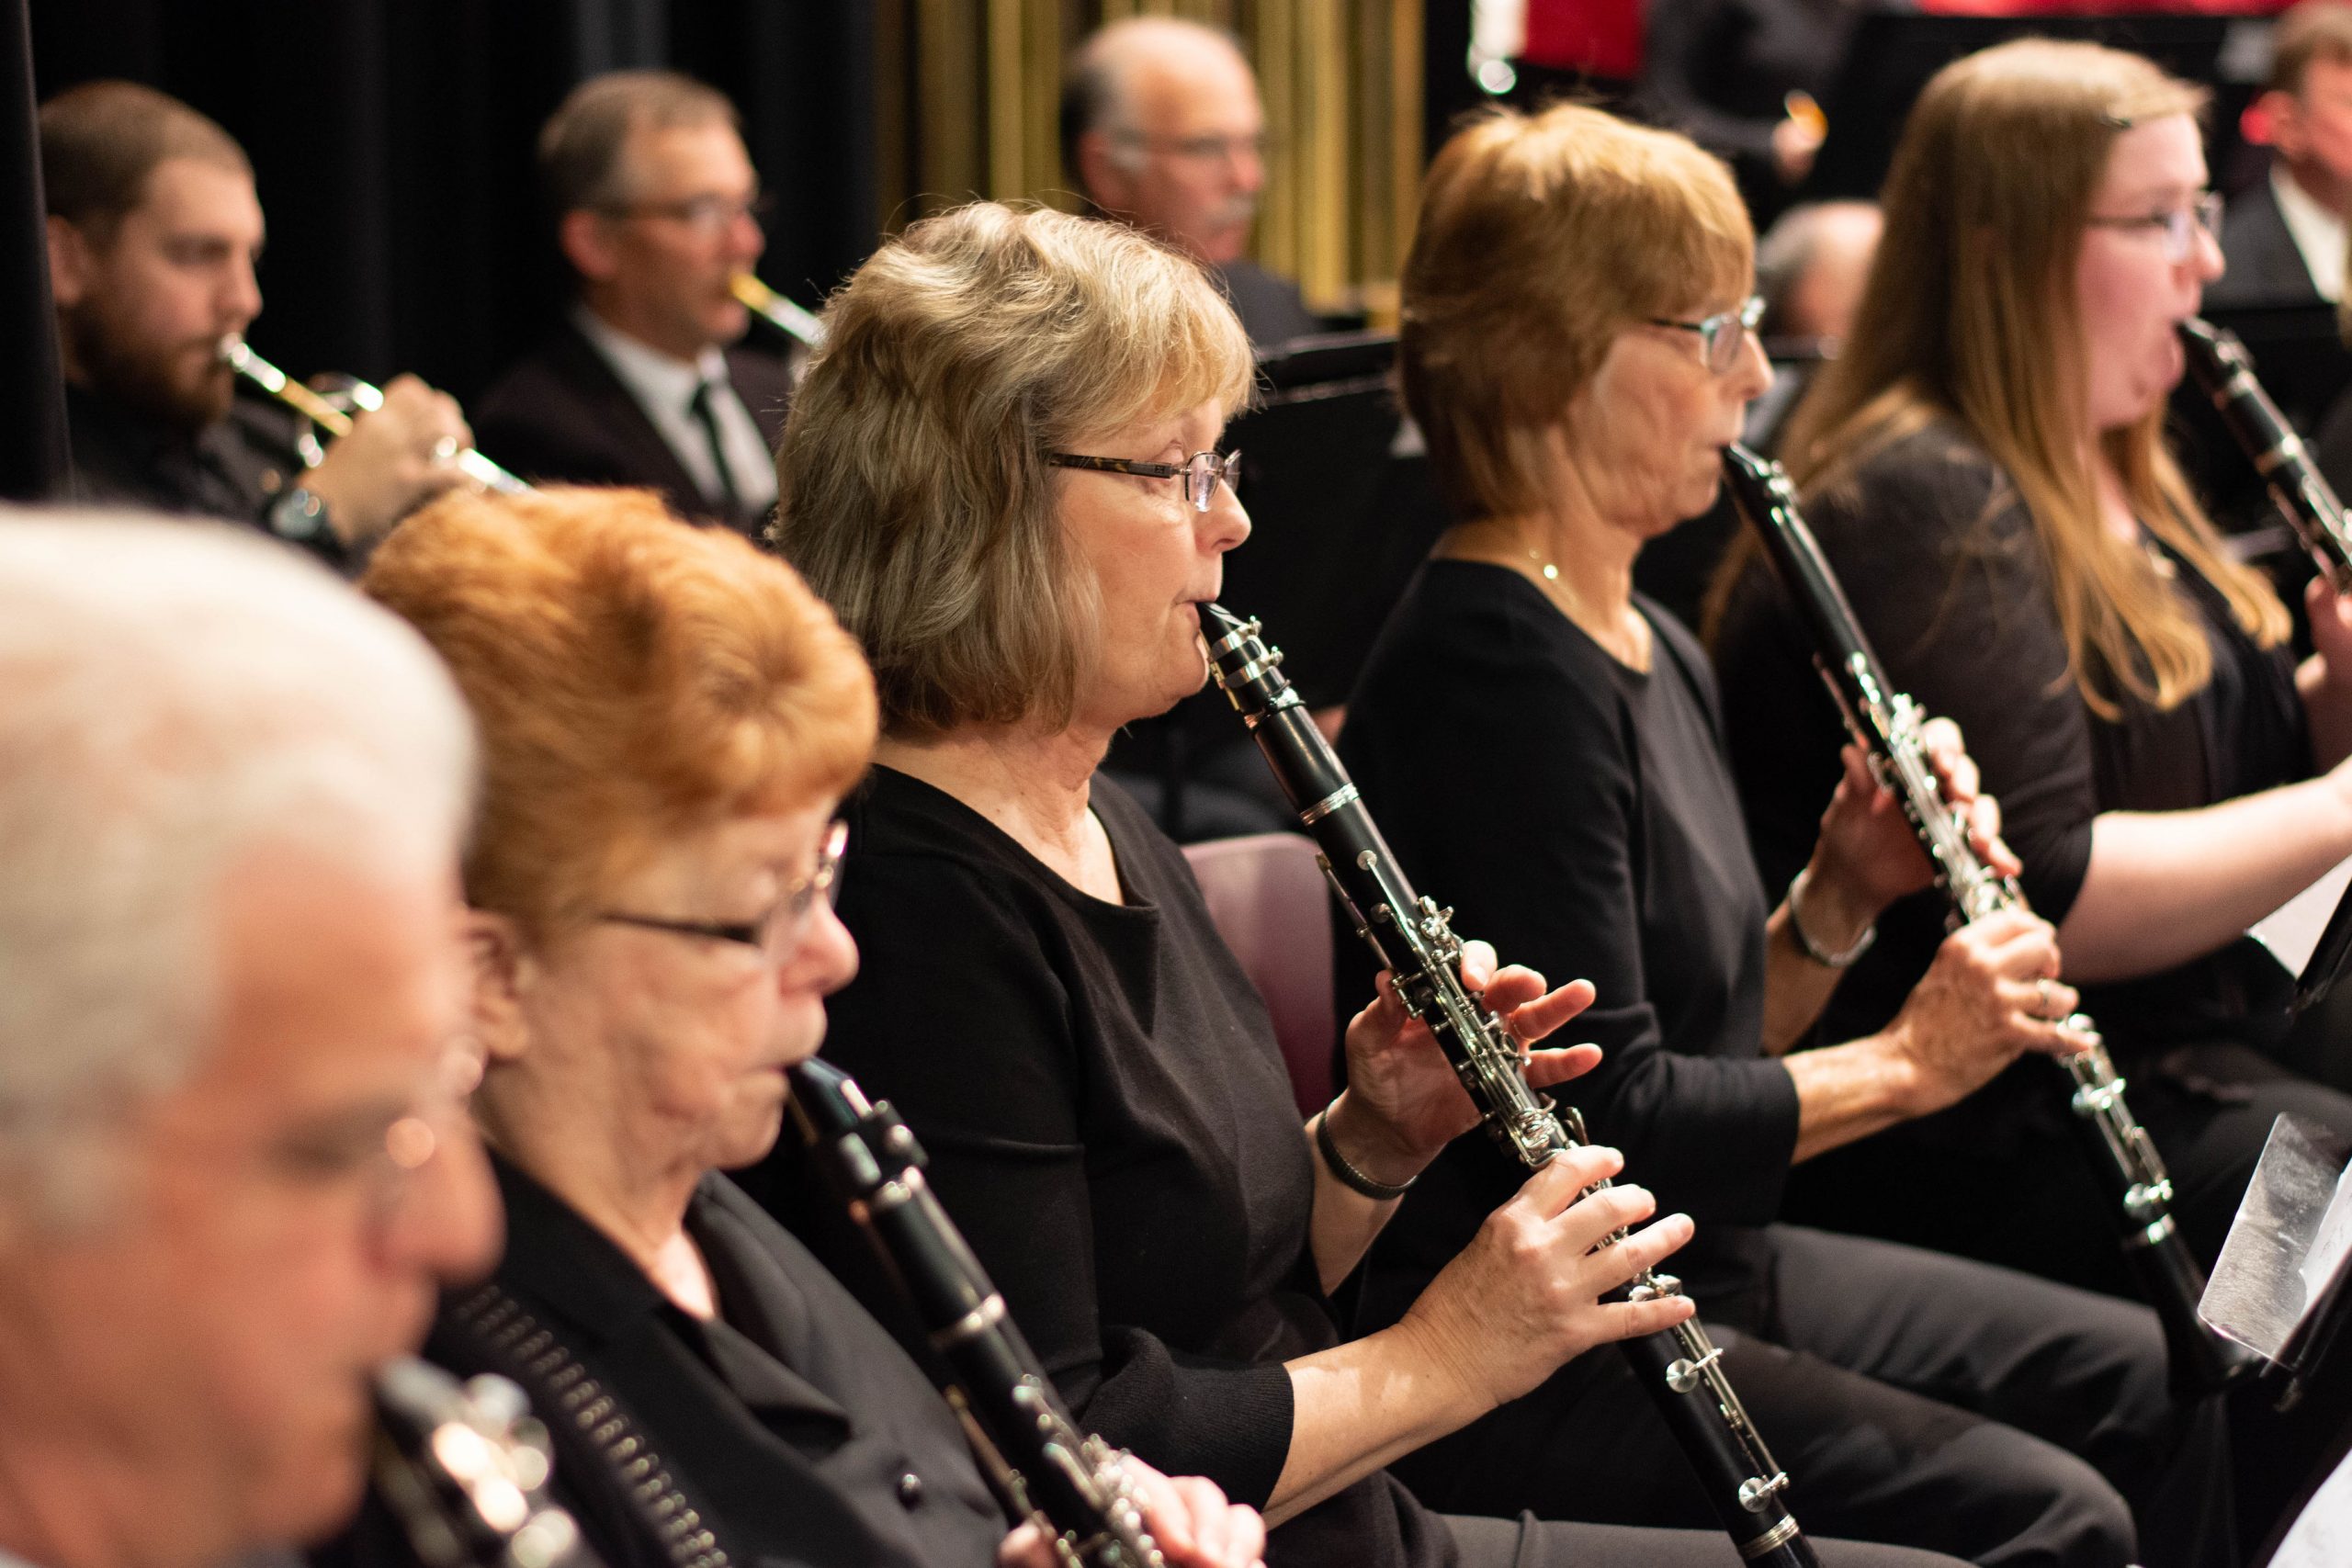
[24,0,879,408]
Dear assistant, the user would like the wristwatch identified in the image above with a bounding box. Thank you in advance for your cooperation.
[267,484,332,543]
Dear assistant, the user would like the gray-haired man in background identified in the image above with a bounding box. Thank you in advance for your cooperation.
[1062,17,1320,347]
[0,516,500,1568]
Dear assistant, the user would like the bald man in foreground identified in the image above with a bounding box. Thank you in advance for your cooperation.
[1061,17,1320,347]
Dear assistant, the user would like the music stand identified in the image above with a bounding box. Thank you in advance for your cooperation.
[2200,1114,2352,1415]
[2293,875,2352,1016]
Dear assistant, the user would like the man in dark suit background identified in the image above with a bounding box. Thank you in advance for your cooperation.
[2211,1,2352,309]
[1061,18,1322,349]
[472,73,793,536]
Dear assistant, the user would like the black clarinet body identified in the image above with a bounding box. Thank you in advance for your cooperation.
[786,1058,1165,1568]
[1202,605,1819,1568]
[1719,441,2255,1393]
[2177,315,2352,590]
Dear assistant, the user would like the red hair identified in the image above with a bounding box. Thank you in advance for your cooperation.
[365,488,876,941]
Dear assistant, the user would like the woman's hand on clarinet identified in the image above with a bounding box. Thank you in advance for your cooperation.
[996,1462,1265,1568]
[1807,720,2019,925]
[996,1461,1267,1568]
[1882,907,2085,1115]
[1394,1144,1696,1412]
[1332,946,1601,1183]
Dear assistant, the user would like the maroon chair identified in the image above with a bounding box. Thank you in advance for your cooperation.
[1182,832,1336,1117]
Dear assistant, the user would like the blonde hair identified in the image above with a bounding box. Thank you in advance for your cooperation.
[1401,102,1753,520]
[365,487,876,946]
[774,202,1255,737]
[1778,39,2287,716]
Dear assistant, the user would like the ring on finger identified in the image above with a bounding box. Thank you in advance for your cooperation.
[2036,976,2057,1020]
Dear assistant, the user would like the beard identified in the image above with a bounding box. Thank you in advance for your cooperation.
[60,298,235,436]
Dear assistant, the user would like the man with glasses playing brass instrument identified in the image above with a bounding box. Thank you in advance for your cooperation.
[40,83,477,573]
[1061,17,1322,350]
[470,72,792,538]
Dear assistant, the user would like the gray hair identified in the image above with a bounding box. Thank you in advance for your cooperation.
[0,513,476,1221]
[537,70,739,217]
[1754,200,1879,337]
[1060,17,1250,185]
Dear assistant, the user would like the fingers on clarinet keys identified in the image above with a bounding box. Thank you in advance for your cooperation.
[1408,1150,1696,1408]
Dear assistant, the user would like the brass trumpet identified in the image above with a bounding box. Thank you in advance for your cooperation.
[219,334,531,496]
[729,273,826,349]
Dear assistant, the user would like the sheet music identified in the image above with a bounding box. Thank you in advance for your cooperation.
[2271,1441,2352,1568]
[2304,1157,2352,1307]
[2251,855,2352,977]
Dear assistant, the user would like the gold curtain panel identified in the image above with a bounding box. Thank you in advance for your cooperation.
[875,0,1424,323]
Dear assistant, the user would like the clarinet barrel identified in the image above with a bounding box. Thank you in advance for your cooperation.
[2177,316,2352,588]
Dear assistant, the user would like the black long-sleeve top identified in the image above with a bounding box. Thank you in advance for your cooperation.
[1335,560,1803,1333]
[1711,420,2312,1066]
[335,1154,1007,1568]
[749,764,1456,1568]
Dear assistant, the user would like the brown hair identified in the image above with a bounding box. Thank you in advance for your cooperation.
[40,82,251,243]
[363,487,876,944]
[1771,39,2286,716]
[2269,1,2352,96]
[537,70,739,217]
[773,201,1254,738]
[1401,102,1752,521]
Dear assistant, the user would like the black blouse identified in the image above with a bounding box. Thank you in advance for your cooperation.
[749,765,1455,1568]
[1712,419,2312,1056]
[351,1154,1006,1568]
[1336,560,1802,1328]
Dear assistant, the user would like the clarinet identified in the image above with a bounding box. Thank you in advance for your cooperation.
[372,1357,603,1568]
[2177,315,2352,589]
[786,1058,1165,1568]
[1719,442,2255,1394]
[1202,605,1818,1568]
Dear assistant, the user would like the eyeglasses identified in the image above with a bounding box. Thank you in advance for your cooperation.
[1047,449,1244,513]
[596,818,848,964]
[1645,296,1766,375]
[1111,130,1272,166]
[599,191,775,240]
[2085,191,2224,264]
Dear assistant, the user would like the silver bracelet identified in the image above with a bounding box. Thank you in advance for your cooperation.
[1787,865,1877,969]
[1315,1100,1416,1201]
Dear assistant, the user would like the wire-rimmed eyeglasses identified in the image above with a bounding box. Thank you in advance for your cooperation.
[1645,295,1766,375]
[2085,192,2224,265]
[1046,449,1244,513]
[596,818,848,964]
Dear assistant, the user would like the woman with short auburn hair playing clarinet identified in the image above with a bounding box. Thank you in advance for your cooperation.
[1336,99,2233,1568]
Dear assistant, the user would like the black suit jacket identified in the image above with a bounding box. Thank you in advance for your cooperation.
[1211,259,1322,349]
[362,1156,1006,1568]
[2211,176,2326,310]
[471,321,796,536]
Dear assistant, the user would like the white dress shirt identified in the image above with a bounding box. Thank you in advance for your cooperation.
[574,307,779,516]
[2272,164,2346,304]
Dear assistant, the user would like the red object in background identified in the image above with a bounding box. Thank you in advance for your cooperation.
[1917,0,2292,13]
[1524,0,1645,82]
